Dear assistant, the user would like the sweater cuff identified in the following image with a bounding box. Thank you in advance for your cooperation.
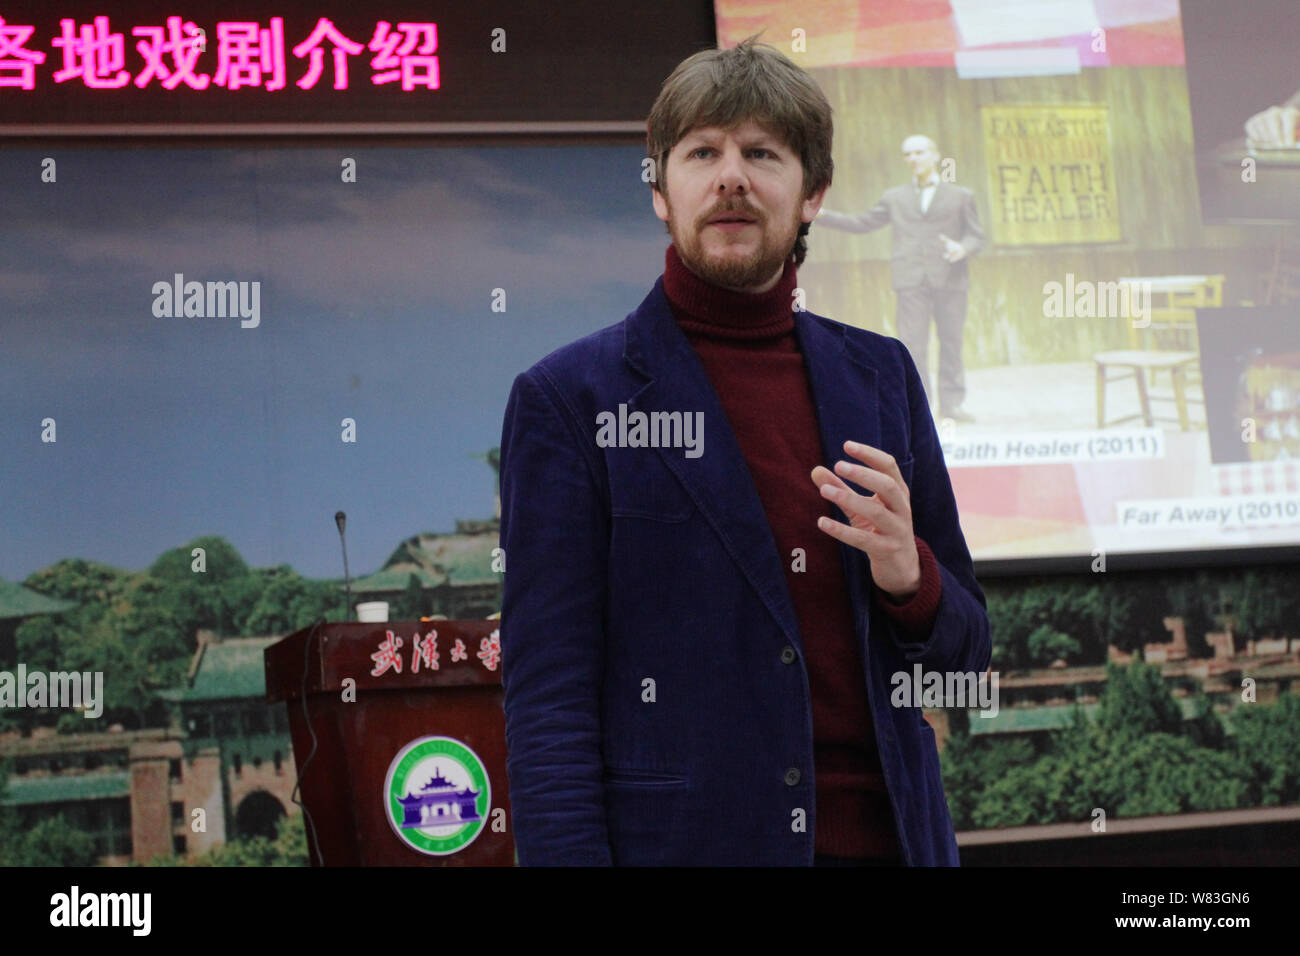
[875,535,941,637]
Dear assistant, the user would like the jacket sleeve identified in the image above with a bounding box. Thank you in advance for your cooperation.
[958,189,985,258]
[886,338,992,676]
[498,367,613,865]
[818,195,892,234]
[874,533,942,640]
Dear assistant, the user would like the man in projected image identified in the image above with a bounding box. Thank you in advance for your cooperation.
[818,135,985,424]
[498,36,990,866]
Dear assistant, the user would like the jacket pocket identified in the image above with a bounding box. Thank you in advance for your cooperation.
[603,769,690,864]
[608,453,696,523]
[897,455,915,492]
[611,507,692,524]
[603,767,688,788]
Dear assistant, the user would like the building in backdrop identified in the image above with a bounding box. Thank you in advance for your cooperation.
[0,466,506,864]
[161,631,298,860]
[348,448,503,619]
[1,631,295,865]
[0,579,77,664]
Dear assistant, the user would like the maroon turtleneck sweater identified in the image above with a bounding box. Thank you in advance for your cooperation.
[662,243,942,859]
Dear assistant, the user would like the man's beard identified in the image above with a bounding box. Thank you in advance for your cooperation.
[666,199,800,291]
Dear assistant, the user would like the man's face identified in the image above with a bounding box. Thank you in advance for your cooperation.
[652,119,826,294]
[903,137,939,180]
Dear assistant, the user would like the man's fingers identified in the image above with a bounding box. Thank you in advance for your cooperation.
[816,514,874,552]
[810,464,852,493]
[817,443,911,531]
[819,480,912,541]
[1266,107,1286,146]
[1247,106,1297,148]
[842,440,906,486]
[834,458,907,506]
[1246,109,1271,145]
[814,469,878,527]
[1271,107,1290,146]
[812,464,877,527]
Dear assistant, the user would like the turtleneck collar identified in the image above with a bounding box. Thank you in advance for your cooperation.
[662,243,798,340]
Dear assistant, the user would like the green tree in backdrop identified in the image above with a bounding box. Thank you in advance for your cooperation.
[12,540,339,730]
[142,811,307,867]
[939,659,1272,829]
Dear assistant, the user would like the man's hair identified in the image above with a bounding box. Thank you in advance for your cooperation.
[903,134,939,153]
[646,34,834,268]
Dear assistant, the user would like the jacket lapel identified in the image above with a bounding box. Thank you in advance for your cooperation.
[925,181,950,218]
[620,276,883,649]
[793,307,883,638]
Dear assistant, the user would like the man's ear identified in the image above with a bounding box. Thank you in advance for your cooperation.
[802,183,830,223]
[652,184,669,224]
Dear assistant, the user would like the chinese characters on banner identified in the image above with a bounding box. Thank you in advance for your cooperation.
[369,629,500,678]
[0,15,438,92]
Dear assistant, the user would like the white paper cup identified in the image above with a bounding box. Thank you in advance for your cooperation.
[356,601,389,623]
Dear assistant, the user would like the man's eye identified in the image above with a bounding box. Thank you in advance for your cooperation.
[690,147,773,159]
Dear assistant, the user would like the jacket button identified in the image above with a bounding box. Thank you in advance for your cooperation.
[780,645,796,664]
[784,767,801,786]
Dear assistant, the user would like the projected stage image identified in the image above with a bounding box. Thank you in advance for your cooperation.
[719,0,1299,562]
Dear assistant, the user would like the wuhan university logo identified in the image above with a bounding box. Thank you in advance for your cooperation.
[384,736,491,856]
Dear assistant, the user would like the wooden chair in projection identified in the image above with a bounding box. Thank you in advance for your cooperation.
[1092,274,1223,431]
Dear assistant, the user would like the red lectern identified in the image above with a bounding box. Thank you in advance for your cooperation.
[265,619,514,866]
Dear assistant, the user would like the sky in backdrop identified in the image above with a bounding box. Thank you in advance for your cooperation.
[0,143,667,582]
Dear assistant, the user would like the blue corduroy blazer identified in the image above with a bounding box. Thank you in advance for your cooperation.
[498,275,991,865]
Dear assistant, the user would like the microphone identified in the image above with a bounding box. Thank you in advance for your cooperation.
[335,511,351,622]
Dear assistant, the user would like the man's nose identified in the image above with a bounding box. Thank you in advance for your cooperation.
[715,146,750,191]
